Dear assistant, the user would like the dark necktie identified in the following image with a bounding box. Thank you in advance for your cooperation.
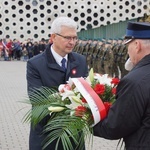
[61,58,66,71]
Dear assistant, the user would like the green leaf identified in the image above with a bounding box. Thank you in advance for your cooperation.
[22,87,63,127]
[42,115,92,150]
[22,86,94,149]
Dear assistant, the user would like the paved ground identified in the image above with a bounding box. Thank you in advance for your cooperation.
[0,60,124,150]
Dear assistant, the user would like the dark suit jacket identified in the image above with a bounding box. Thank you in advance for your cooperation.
[93,54,150,150]
[27,44,88,150]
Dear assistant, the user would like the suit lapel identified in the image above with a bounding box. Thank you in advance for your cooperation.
[65,53,80,80]
[45,45,80,78]
[45,45,64,71]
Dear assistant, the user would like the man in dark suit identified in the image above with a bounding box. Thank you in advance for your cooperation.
[93,22,150,150]
[27,17,88,150]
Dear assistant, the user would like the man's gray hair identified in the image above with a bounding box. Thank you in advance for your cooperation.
[50,17,77,34]
[141,39,150,45]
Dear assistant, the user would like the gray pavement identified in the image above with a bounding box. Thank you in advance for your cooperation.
[0,61,124,150]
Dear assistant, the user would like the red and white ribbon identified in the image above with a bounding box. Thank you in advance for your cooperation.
[71,77,106,125]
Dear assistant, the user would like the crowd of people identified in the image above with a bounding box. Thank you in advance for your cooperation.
[0,38,49,62]
[0,36,129,79]
[74,38,129,78]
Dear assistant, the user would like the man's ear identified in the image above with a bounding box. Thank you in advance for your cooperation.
[135,40,141,54]
[51,34,56,40]
[50,34,56,43]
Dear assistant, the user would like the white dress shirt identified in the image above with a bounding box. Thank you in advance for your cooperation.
[51,45,68,68]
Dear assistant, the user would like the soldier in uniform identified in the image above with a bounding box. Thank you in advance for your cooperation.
[97,41,106,75]
[86,40,99,70]
[73,39,80,52]
[112,39,122,78]
[112,40,120,78]
[83,39,92,69]
[92,40,103,73]
[103,42,114,77]
[80,39,88,56]
[76,39,87,55]
[117,42,129,78]
[111,39,119,77]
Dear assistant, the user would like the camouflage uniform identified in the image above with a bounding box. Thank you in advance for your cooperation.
[73,40,81,52]
[84,40,93,69]
[92,41,102,73]
[117,44,129,78]
[87,41,99,70]
[78,40,87,55]
[103,44,114,77]
[96,43,106,74]
[112,43,120,78]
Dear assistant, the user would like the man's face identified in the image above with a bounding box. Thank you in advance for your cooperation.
[127,39,140,65]
[51,26,77,57]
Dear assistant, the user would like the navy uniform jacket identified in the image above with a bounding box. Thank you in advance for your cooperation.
[27,44,88,150]
[93,54,150,150]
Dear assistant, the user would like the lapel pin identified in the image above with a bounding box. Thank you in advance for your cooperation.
[72,69,76,75]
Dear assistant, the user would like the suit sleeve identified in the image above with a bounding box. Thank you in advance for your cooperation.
[26,60,43,94]
[93,77,144,139]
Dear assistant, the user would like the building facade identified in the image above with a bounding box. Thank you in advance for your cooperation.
[0,0,149,41]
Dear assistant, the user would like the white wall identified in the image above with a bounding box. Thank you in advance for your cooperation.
[0,0,149,41]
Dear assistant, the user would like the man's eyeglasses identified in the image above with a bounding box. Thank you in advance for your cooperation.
[55,33,78,42]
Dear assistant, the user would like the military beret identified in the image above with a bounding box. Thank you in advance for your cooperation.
[124,21,150,44]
